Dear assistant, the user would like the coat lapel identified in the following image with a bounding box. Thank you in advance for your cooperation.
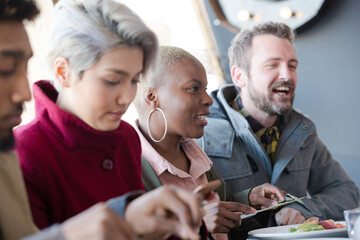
[271,111,314,184]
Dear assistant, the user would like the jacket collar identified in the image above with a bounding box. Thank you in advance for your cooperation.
[33,80,127,152]
[212,84,315,183]
[271,110,315,184]
[214,84,273,176]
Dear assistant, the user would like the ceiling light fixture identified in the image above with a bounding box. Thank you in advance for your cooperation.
[279,7,293,19]
[210,0,326,32]
[237,9,251,22]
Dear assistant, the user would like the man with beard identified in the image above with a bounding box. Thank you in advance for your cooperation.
[0,1,208,240]
[196,22,359,238]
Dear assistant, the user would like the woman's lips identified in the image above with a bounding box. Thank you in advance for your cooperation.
[109,111,125,120]
[195,115,209,126]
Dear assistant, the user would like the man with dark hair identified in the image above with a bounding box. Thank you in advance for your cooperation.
[0,1,206,240]
[0,0,39,20]
[0,0,38,152]
[197,21,359,238]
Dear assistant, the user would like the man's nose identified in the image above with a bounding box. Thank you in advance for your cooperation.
[279,66,291,81]
[11,74,31,103]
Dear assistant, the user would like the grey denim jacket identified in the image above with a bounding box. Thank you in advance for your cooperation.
[196,84,359,225]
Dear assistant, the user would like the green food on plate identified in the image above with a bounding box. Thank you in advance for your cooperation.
[289,223,325,233]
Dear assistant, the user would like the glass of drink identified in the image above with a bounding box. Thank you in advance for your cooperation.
[344,208,360,240]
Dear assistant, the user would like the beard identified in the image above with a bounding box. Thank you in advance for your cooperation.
[0,130,15,151]
[0,103,23,152]
[248,79,295,116]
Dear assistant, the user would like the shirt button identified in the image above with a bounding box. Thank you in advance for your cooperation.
[102,159,113,171]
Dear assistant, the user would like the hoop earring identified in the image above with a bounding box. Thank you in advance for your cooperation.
[147,107,167,143]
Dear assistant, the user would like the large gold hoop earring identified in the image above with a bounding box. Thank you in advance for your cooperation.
[146,107,167,143]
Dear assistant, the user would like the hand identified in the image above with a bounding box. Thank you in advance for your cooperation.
[125,185,202,240]
[62,203,136,240]
[275,208,305,225]
[203,200,256,233]
[249,183,286,209]
[193,179,222,202]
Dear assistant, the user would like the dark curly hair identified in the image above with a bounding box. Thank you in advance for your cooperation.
[0,0,39,21]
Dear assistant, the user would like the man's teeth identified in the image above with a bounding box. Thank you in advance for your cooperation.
[275,86,290,91]
[197,115,207,120]
[274,86,290,95]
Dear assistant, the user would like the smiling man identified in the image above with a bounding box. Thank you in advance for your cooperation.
[196,22,359,239]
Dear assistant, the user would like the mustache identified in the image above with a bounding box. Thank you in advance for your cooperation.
[271,81,295,89]
[18,103,25,111]
[14,103,24,115]
[1,104,24,120]
[0,131,15,151]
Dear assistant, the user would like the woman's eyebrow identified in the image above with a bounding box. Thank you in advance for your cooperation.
[187,79,202,85]
[104,68,128,75]
[104,68,143,76]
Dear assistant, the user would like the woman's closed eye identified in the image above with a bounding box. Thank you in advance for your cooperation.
[131,78,140,84]
[103,79,120,86]
[103,78,140,86]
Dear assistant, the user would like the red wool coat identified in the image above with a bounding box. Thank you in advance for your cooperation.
[14,80,143,229]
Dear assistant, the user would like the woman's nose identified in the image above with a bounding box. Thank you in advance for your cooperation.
[116,84,137,106]
[202,92,213,106]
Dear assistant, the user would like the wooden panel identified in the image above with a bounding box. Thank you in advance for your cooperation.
[209,0,239,33]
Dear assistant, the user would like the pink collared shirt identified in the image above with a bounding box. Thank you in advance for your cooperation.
[133,120,212,191]
[133,121,228,240]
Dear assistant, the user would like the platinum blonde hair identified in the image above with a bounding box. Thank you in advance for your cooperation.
[228,21,295,75]
[147,46,196,88]
[47,0,158,89]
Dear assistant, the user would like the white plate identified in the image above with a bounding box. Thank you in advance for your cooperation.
[295,238,348,240]
[248,221,347,239]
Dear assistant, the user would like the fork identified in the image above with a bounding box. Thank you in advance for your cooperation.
[240,194,306,219]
